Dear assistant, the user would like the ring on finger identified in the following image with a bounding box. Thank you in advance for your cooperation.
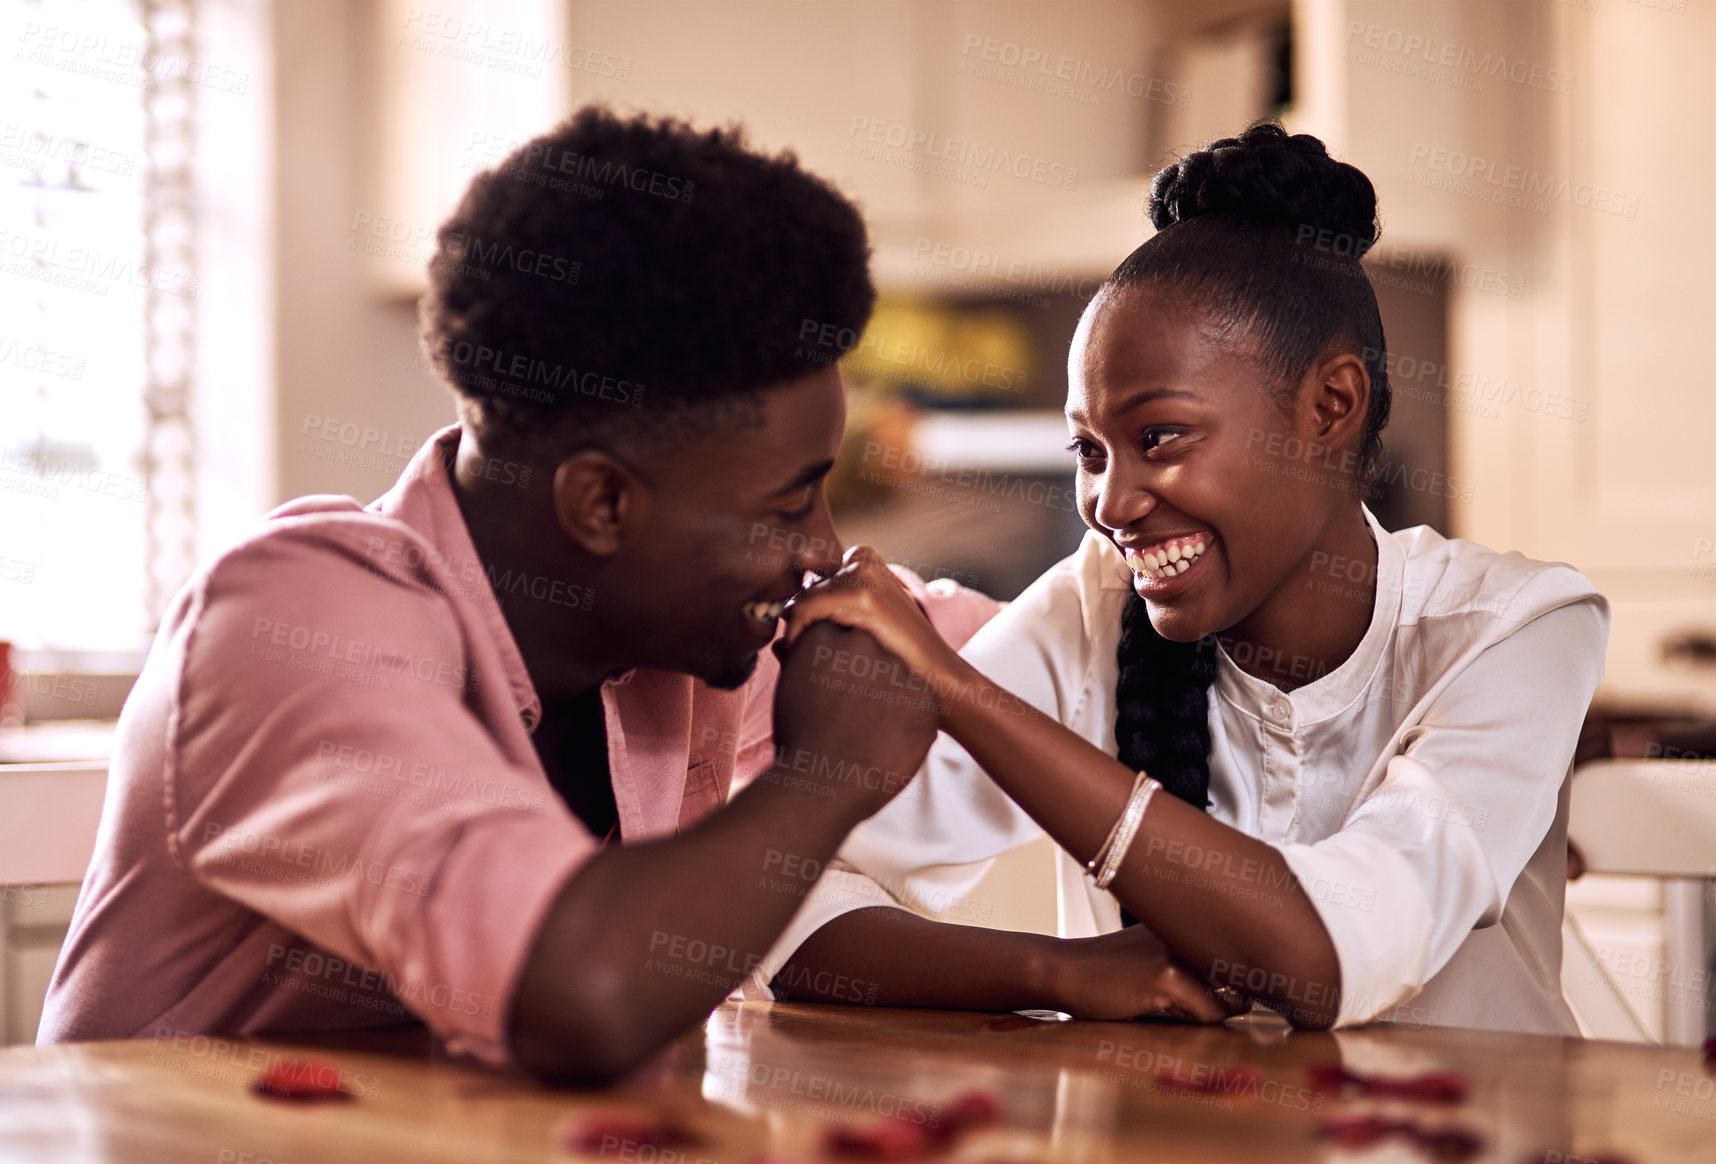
[1211,985,1247,1009]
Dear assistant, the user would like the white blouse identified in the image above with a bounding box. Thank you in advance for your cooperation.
[774,508,1609,1034]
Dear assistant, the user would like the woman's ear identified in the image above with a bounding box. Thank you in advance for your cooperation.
[1305,352,1371,454]
[551,451,648,558]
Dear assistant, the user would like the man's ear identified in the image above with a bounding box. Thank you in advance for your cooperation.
[551,451,647,558]
[1303,352,1371,453]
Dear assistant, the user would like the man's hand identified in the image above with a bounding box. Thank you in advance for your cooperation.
[771,620,941,817]
[512,620,940,1085]
[1049,925,1247,1023]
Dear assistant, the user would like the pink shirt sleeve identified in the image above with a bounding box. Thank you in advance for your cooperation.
[167,522,592,1065]
[890,566,1006,651]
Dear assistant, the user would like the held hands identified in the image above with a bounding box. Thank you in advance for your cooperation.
[779,546,969,722]
[771,619,942,818]
[1050,926,1248,1024]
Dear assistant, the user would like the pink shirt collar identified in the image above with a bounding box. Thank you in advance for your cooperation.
[365,424,648,733]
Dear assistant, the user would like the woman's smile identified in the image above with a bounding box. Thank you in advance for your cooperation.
[1120,531,1215,584]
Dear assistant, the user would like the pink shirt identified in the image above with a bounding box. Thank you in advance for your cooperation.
[39,426,999,1065]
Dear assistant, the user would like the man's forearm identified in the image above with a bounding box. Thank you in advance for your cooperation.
[509,766,887,1084]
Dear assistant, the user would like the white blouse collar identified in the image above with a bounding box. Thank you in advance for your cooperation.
[1212,505,1404,725]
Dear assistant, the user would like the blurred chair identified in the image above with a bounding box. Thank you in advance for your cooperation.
[0,761,106,1045]
[1564,758,1716,1045]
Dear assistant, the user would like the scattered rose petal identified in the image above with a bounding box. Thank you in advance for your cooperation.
[1308,1063,1468,1103]
[564,1113,701,1155]
[940,1089,1003,1133]
[1522,1153,1636,1164]
[828,1089,1003,1159]
[1318,1114,1399,1148]
[248,1058,354,1101]
[826,1117,932,1160]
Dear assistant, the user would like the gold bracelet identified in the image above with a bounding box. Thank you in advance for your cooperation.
[1084,774,1139,879]
[1093,774,1160,890]
[1085,771,1155,885]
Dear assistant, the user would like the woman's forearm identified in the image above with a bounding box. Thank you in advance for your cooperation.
[773,907,1062,1011]
[936,660,1341,1027]
[777,906,1244,1023]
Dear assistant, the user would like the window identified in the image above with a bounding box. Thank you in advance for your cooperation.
[1,0,201,651]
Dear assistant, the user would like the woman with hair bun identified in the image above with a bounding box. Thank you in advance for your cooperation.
[775,123,1609,1034]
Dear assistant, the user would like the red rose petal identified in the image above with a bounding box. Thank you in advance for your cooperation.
[565,1113,700,1154]
[1363,1070,1467,1103]
[826,1117,932,1160]
[248,1057,354,1101]
[1318,1115,1400,1147]
[940,1089,1003,1133]
[1308,1063,1468,1103]
[826,1088,1001,1158]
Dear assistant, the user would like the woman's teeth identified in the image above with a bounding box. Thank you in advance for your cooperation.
[744,600,786,624]
[1127,536,1210,582]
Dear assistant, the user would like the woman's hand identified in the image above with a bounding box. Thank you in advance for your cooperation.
[779,546,970,709]
[1050,925,1247,1023]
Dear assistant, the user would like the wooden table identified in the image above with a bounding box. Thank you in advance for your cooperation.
[2,1002,1712,1162]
